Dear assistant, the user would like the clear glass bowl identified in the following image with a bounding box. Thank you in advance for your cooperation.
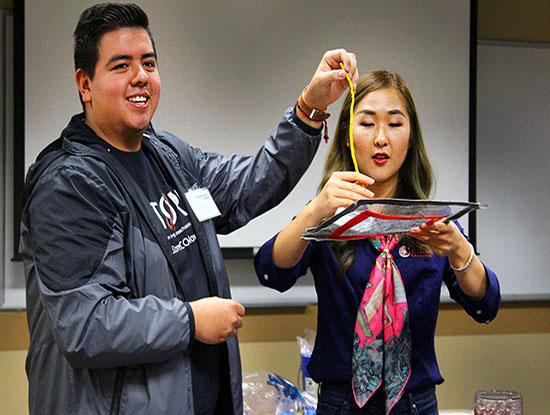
[474,390,522,415]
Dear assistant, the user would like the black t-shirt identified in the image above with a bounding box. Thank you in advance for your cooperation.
[109,144,226,414]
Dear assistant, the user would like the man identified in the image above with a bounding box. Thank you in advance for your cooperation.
[20,3,357,414]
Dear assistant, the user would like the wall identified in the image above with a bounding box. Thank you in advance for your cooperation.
[2,304,550,414]
[478,0,550,42]
[23,0,472,251]
[476,42,550,300]
[3,0,475,310]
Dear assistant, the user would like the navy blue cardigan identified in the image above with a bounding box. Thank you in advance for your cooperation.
[254,224,500,392]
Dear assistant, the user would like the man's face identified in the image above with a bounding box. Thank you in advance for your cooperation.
[76,27,161,149]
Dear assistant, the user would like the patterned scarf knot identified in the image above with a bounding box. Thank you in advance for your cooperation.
[352,236,411,414]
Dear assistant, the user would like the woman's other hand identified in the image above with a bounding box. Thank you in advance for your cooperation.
[409,220,465,258]
[409,220,488,299]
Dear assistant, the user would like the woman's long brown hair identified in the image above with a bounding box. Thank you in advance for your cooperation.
[320,71,434,281]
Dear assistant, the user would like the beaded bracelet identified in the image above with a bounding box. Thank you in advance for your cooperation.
[450,242,475,272]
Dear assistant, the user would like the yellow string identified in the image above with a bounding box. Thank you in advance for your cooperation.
[339,62,359,173]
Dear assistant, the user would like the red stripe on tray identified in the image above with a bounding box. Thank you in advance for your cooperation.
[328,209,446,239]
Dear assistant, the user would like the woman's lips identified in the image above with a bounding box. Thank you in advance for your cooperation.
[372,154,389,165]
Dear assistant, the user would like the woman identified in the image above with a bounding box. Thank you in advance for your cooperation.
[254,71,501,414]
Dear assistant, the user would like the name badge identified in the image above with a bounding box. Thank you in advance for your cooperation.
[184,188,222,222]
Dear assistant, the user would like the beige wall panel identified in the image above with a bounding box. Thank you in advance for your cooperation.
[478,0,550,42]
[436,333,550,415]
[240,341,301,386]
[0,350,28,415]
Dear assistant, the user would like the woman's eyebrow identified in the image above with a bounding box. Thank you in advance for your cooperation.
[356,109,406,116]
[388,109,406,116]
[357,109,376,115]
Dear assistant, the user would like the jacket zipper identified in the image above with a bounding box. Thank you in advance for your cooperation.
[109,365,125,414]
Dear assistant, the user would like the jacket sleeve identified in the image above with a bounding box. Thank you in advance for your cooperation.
[253,234,313,292]
[181,107,322,234]
[25,163,194,369]
[443,223,501,323]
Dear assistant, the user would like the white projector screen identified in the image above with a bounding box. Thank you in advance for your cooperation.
[24,0,471,249]
[477,42,550,301]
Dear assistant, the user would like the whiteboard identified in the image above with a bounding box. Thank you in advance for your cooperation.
[7,0,473,309]
[477,42,550,300]
[24,0,471,249]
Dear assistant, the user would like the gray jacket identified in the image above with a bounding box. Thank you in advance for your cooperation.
[20,108,321,415]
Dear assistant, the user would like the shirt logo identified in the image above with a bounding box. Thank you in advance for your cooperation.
[149,190,188,230]
[171,234,197,254]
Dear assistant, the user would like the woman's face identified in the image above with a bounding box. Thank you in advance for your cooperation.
[349,87,410,197]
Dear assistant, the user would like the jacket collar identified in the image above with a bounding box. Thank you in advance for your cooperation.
[55,113,157,156]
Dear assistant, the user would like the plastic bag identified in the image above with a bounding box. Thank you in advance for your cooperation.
[296,328,315,358]
[243,371,317,415]
[296,329,318,399]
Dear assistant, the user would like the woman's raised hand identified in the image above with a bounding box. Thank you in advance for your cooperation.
[308,171,374,224]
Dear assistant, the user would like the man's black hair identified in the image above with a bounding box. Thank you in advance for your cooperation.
[73,2,157,80]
